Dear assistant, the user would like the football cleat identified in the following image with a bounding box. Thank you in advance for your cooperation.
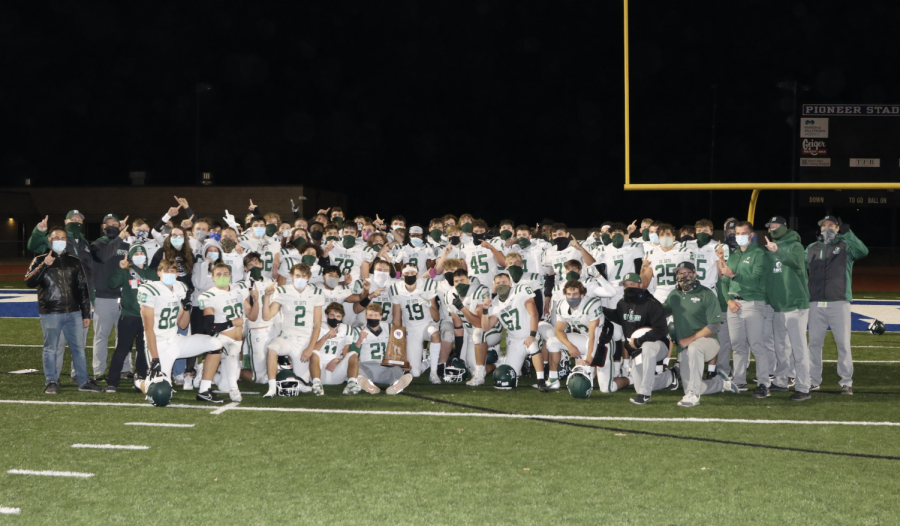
[429,372,442,385]
[357,375,381,395]
[546,379,561,390]
[343,380,361,395]
[263,386,277,398]
[677,391,700,407]
[387,373,413,395]
[312,381,324,396]
[630,394,650,405]
[196,390,223,403]
[182,374,194,391]
[229,389,242,403]
[668,365,680,390]
[465,373,485,387]
[718,370,739,394]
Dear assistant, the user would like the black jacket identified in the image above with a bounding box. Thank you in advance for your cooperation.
[25,251,92,318]
[91,236,130,299]
[602,287,670,353]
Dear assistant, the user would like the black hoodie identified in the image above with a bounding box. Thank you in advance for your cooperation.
[602,287,670,351]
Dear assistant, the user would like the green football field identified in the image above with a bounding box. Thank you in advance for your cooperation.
[2,318,900,524]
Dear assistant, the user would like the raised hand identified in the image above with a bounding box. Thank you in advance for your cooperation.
[765,236,778,252]
[37,215,49,232]
[715,241,725,260]
[264,283,276,296]
[627,220,637,234]
[249,199,257,211]
[119,256,129,269]
[118,216,130,239]
[167,206,181,217]
[317,207,331,216]
[174,196,190,209]
[44,251,56,266]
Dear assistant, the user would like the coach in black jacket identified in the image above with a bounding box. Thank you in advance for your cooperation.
[601,273,674,405]
[25,226,101,394]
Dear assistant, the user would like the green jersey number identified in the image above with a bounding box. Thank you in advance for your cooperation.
[323,341,340,355]
[294,305,307,327]
[612,259,624,280]
[470,253,489,274]
[405,303,425,321]
[157,307,179,330]
[222,302,244,321]
[333,257,354,274]
[264,252,274,272]
[553,262,565,279]
[696,259,707,281]
[655,263,676,285]
[500,308,522,331]
[409,257,418,269]
[369,342,386,360]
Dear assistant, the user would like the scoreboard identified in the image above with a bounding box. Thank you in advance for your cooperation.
[799,104,900,207]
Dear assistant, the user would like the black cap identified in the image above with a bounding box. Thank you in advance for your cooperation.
[765,215,787,228]
[725,220,737,230]
[818,215,840,227]
[675,261,696,272]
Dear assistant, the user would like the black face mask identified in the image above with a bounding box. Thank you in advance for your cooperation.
[678,235,694,243]
[450,236,461,246]
[623,287,647,302]
[725,233,737,249]
[554,237,569,250]
[366,318,380,328]
[472,232,485,244]
[404,275,417,285]
[105,226,120,238]
[310,230,324,241]
[327,318,340,328]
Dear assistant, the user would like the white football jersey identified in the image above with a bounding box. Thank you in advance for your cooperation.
[239,235,280,280]
[220,250,245,282]
[327,243,375,280]
[239,276,275,329]
[278,255,324,287]
[355,277,396,322]
[693,242,721,290]
[506,243,546,275]
[198,284,250,323]
[396,245,434,276]
[271,284,325,338]
[511,271,543,292]
[389,278,438,329]
[555,296,604,336]
[316,322,352,359]
[488,284,535,339]
[599,241,644,287]
[646,246,696,303]
[352,322,390,362]
[542,245,583,280]
[460,242,501,287]
[445,282,490,330]
[137,281,188,341]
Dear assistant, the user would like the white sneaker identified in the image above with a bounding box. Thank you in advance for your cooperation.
[357,375,381,394]
[312,381,324,396]
[173,374,185,386]
[678,391,700,407]
[546,379,561,390]
[466,374,485,387]
[193,364,204,389]
[343,381,361,395]
[229,389,242,402]
[387,373,413,395]
[263,385,276,398]
[430,372,441,385]
[182,374,193,391]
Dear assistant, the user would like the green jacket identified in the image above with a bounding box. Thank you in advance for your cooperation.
[107,245,157,317]
[805,230,868,302]
[764,229,810,312]
[724,242,766,301]
[664,284,723,351]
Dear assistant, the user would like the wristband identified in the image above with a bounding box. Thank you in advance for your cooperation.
[530,331,537,337]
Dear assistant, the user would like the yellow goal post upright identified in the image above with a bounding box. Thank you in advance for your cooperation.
[621,0,900,225]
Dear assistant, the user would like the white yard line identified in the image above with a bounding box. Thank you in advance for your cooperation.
[71,444,149,450]
[0,507,21,515]
[7,469,93,478]
[123,422,194,428]
[210,402,239,415]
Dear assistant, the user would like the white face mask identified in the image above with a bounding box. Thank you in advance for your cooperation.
[325,277,340,289]
[649,233,659,244]
[132,255,147,267]
[373,271,390,287]
[659,237,675,249]
[736,234,750,247]
[293,278,308,290]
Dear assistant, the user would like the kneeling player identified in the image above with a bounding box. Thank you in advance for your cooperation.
[198,261,259,402]
[138,259,225,403]
[351,304,413,395]
[308,302,361,395]
[445,269,501,386]
[481,273,545,389]
[391,263,441,381]
[261,263,324,398]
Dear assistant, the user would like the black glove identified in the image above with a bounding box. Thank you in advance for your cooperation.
[451,294,464,311]
[839,222,850,234]
[181,297,192,311]
[149,358,161,378]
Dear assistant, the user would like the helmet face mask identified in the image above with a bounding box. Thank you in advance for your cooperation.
[443,358,469,383]
[276,369,303,396]
[485,349,499,365]
[567,365,593,399]
[558,350,572,380]
[493,365,518,389]
[146,377,174,407]
[869,320,886,336]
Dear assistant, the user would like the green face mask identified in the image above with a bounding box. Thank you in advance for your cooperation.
[292,237,306,249]
[326,236,340,242]
[499,230,512,240]
[611,233,624,249]
[214,276,230,288]
[455,283,470,297]
[517,237,531,249]
[600,233,611,245]
[565,271,580,281]
[342,235,356,249]
[641,228,650,242]
[372,243,384,252]
[249,267,263,280]
[460,223,473,234]
[65,222,82,236]
[495,284,512,302]
[301,255,317,266]
[429,229,442,242]
[769,225,787,240]
[265,224,277,237]
[333,217,344,229]
[696,232,711,248]
[507,265,524,283]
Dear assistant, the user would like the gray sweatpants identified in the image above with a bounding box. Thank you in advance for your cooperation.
[715,313,732,376]
[727,300,771,387]
[763,303,776,376]
[678,337,726,396]
[774,309,811,393]
[631,340,671,396]
[92,298,130,377]
[359,361,405,386]
[808,300,852,388]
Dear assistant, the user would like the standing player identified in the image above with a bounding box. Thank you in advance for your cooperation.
[261,264,325,397]
[138,259,225,403]
[481,273,543,384]
[641,224,696,303]
[541,223,596,289]
[239,216,279,280]
[239,252,278,385]
[324,222,374,281]
[198,262,259,402]
[391,263,442,381]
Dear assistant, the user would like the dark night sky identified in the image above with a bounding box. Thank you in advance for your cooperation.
[2,1,899,245]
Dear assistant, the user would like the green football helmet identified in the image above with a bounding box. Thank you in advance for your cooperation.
[869,319,886,335]
[443,358,469,383]
[493,364,518,390]
[485,348,499,365]
[567,365,593,399]
[276,369,302,396]
[146,377,174,407]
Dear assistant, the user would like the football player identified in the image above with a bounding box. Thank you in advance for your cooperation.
[325,222,377,281]
[641,220,661,254]
[198,262,259,402]
[541,223,595,296]
[396,226,435,277]
[481,273,543,384]
[261,263,325,397]
[353,304,413,394]
[138,259,225,403]
[641,223,696,303]
[319,265,371,328]
[352,258,394,323]
[459,219,507,288]
[308,303,361,395]
[219,227,245,282]
[390,263,441,381]
[239,252,278,385]
[239,216,279,280]
[278,242,325,287]
[445,269,500,386]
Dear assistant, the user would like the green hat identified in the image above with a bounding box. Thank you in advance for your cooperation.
[128,245,147,259]
[621,272,642,285]
[66,210,84,220]
[103,213,120,223]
